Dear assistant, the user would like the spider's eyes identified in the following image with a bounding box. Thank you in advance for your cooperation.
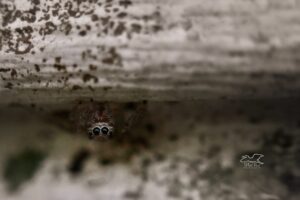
[92,127,101,135]
[89,123,113,139]
[101,127,109,135]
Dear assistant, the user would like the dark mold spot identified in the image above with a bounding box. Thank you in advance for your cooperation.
[2,149,46,192]
[102,47,122,66]
[131,23,142,34]
[52,3,61,17]
[59,22,72,35]
[72,85,82,90]
[109,21,115,29]
[55,57,62,63]
[79,30,87,36]
[39,22,57,36]
[117,12,127,18]
[113,8,120,12]
[34,64,40,72]
[89,64,97,71]
[10,40,34,54]
[101,16,110,26]
[4,82,13,89]
[82,73,98,83]
[6,26,34,54]
[68,148,91,176]
[0,68,11,73]
[119,0,133,8]
[91,14,99,21]
[53,57,66,71]
[31,0,40,5]
[53,64,66,71]
[114,22,126,36]
[152,24,162,33]
[10,69,17,78]
[20,10,37,23]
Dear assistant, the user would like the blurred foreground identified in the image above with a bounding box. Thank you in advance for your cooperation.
[0,100,299,200]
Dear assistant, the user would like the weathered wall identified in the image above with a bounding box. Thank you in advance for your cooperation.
[1,1,300,200]
[1,0,300,104]
[0,100,299,200]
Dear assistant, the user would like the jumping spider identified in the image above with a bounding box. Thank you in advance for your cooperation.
[69,101,147,140]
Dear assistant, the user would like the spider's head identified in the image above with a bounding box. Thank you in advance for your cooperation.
[88,122,114,140]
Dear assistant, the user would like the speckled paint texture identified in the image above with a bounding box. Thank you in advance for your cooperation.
[1,0,300,103]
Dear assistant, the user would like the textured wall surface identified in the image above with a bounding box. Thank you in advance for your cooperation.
[1,0,300,103]
[1,1,300,200]
[0,100,299,200]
